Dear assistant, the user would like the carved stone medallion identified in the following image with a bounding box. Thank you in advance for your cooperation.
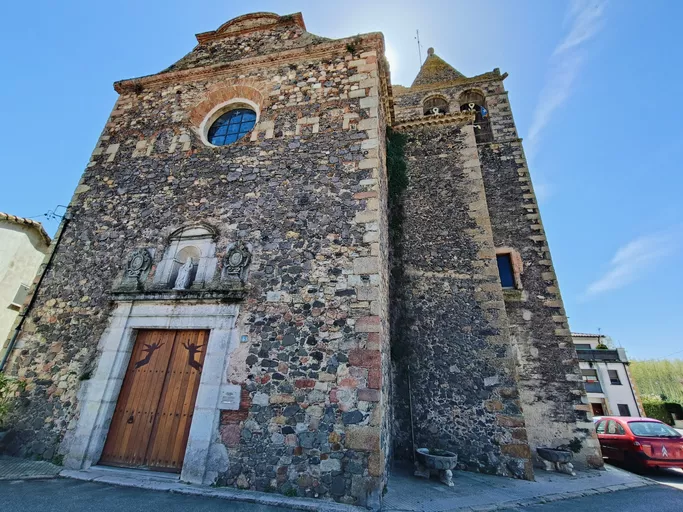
[224,241,252,281]
[126,249,152,278]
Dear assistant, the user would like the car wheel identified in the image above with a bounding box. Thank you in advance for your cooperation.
[624,452,646,474]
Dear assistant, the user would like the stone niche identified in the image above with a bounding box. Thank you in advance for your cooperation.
[112,224,250,301]
[153,225,218,289]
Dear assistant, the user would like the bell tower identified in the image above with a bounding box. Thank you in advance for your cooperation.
[389,49,602,474]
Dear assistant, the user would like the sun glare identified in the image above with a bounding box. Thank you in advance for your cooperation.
[384,42,398,76]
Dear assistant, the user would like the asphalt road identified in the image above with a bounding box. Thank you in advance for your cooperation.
[0,478,298,512]
[502,464,683,511]
[2,469,682,512]
[501,485,683,511]
[602,460,683,491]
[648,467,683,491]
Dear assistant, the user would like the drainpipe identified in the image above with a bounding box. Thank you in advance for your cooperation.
[0,211,71,372]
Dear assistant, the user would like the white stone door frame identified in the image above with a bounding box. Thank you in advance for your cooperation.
[63,300,240,485]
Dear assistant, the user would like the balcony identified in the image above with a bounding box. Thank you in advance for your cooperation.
[584,381,604,393]
[575,349,626,363]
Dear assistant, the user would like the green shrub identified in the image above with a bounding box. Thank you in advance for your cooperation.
[641,396,674,425]
[630,359,683,404]
[0,372,25,430]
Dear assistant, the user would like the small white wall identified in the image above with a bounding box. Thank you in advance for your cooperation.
[0,222,49,347]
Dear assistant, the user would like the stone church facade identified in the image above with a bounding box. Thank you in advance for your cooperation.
[3,12,601,508]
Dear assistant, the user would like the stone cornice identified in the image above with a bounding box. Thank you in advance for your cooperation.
[392,70,508,97]
[392,111,475,131]
[113,32,385,94]
[110,288,248,302]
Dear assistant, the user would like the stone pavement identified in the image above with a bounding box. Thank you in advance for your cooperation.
[0,455,657,512]
[382,462,654,511]
[0,455,61,480]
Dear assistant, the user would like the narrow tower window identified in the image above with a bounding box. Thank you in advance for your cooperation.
[496,254,515,289]
[208,108,256,146]
[460,91,493,143]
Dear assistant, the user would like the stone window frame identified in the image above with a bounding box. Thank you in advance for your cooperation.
[198,98,260,148]
[422,94,450,116]
[62,301,241,485]
[495,247,523,290]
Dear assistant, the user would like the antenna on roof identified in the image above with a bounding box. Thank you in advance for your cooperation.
[415,29,423,66]
[45,205,68,221]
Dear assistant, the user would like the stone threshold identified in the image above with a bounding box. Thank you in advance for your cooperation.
[60,466,364,512]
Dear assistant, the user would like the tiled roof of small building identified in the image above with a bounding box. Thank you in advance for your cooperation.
[0,212,51,246]
[411,47,465,87]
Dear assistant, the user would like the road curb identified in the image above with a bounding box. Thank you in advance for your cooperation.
[60,469,364,512]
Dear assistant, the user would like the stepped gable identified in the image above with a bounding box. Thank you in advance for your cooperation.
[163,12,330,73]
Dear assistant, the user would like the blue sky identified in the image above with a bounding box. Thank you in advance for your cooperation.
[1,1,681,360]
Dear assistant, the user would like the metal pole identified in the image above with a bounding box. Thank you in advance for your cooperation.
[415,30,422,66]
[407,364,416,462]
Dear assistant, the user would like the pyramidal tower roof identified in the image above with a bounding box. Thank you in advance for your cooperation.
[411,47,465,87]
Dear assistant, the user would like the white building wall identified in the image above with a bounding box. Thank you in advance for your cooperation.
[594,362,640,417]
[0,222,49,349]
[574,334,641,417]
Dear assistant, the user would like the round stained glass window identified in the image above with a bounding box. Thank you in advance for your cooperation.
[207,108,257,146]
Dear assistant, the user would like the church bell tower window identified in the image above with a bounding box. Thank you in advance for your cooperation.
[423,96,449,116]
[459,90,493,143]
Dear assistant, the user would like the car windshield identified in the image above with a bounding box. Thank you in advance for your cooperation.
[628,421,682,438]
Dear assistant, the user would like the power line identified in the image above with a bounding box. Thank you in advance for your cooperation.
[660,348,683,359]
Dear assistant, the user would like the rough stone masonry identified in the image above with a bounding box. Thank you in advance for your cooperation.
[2,11,601,509]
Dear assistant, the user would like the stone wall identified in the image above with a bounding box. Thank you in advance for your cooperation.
[5,16,392,505]
[390,117,532,479]
[476,79,602,468]
[390,71,602,469]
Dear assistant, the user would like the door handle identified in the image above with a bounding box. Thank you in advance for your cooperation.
[127,414,134,424]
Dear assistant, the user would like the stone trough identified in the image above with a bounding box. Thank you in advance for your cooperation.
[414,448,459,486]
[536,447,576,476]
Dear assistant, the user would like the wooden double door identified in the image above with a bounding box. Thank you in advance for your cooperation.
[100,329,208,472]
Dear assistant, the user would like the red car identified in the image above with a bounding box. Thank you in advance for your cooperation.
[595,416,683,471]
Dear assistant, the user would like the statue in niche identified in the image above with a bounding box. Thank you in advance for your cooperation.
[174,257,194,290]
